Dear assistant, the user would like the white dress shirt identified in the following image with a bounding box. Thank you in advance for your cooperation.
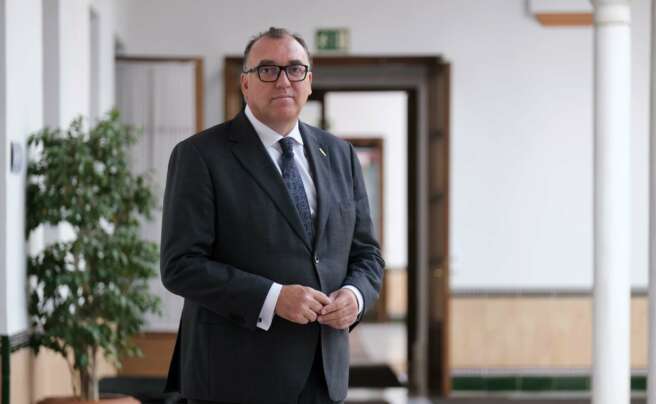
[244,106,364,330]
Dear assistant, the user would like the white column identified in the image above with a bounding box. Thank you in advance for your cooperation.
[591,1,632,404]
[648,0,656,402]
[1,0,44,336]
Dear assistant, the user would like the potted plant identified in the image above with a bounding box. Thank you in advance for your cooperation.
[26,110,161,403]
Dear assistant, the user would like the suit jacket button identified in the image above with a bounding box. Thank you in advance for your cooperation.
[314,255,320,264]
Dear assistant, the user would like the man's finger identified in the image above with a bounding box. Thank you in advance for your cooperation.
[321,296,350,315]
[308,299,324,314]
[304,308,317,322]
[318,306,351,323]
[321,312,357,330]
[311,289,332,305]
[295,314,309,325]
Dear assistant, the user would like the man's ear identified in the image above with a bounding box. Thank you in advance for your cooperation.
[240,73,248,98]
[308,71,313,95]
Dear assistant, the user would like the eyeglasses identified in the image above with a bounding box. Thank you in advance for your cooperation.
[242,64,310,83]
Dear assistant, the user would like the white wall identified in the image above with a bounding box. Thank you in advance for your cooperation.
[112,0,652,291]
[0,0,43,335]
[630,0,652,291]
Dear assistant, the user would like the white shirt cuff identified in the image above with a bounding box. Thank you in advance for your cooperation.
[257,282,282,330]
[342,285,364,315]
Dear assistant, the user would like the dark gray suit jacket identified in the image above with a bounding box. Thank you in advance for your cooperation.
[160,111,384,403]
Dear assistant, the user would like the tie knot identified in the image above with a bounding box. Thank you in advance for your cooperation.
[279,137,295,157]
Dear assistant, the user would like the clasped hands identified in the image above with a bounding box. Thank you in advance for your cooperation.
[274,285,358,330]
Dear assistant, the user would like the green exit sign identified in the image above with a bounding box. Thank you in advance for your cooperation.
[316,29,350,53]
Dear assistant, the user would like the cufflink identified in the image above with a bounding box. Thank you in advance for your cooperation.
[258,317,262,323]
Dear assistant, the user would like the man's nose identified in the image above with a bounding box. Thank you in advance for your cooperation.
[275,69,291,88]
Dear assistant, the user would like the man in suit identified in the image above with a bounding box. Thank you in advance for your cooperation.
[160,27,384,404]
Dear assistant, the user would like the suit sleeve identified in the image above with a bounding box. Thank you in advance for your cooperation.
[160,140,273,331]
[341,143,386,330]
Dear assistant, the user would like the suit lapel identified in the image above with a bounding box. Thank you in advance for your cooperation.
[229,112,312,252]
[300,122,335,251]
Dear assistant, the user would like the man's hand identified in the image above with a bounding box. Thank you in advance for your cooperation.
[317,289,359,330]
[275,285,331,325]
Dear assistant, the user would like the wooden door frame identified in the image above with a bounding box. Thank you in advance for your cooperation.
[224,56,451,397]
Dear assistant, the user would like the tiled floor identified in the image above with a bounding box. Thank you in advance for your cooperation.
[347,387,429,404]
[347,322,408,403]
[349,322,407,380]
[431,397,647,404]
[346,389,648,404]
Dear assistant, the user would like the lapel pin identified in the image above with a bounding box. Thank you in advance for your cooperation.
[319,147,327,157]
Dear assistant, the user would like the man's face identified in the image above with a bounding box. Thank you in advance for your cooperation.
[240,35,312,133]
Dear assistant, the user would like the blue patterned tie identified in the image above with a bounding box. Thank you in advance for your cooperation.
[278,137,314,242]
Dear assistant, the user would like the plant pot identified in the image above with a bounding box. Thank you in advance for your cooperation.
[37,394,140,404]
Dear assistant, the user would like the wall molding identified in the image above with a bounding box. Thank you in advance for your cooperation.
[528,0,593,26]
[8,331,30,352]
[535,12,593,26]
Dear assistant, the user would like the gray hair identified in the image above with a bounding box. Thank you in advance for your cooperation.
[242,27,312,71]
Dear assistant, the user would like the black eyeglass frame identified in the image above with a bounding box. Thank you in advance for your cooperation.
[242,64,310,83]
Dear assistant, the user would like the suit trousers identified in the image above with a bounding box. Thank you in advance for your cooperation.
[186,336,344,404]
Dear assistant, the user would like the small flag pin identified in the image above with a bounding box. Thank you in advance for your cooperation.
[319,148,327,157]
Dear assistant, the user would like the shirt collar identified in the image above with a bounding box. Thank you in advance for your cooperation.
[244,105,303,148]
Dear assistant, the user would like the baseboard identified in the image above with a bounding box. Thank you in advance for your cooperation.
[8,331,30,352]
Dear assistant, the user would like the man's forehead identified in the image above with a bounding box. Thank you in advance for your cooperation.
[248,36,308,64]
[255,58,305,66]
